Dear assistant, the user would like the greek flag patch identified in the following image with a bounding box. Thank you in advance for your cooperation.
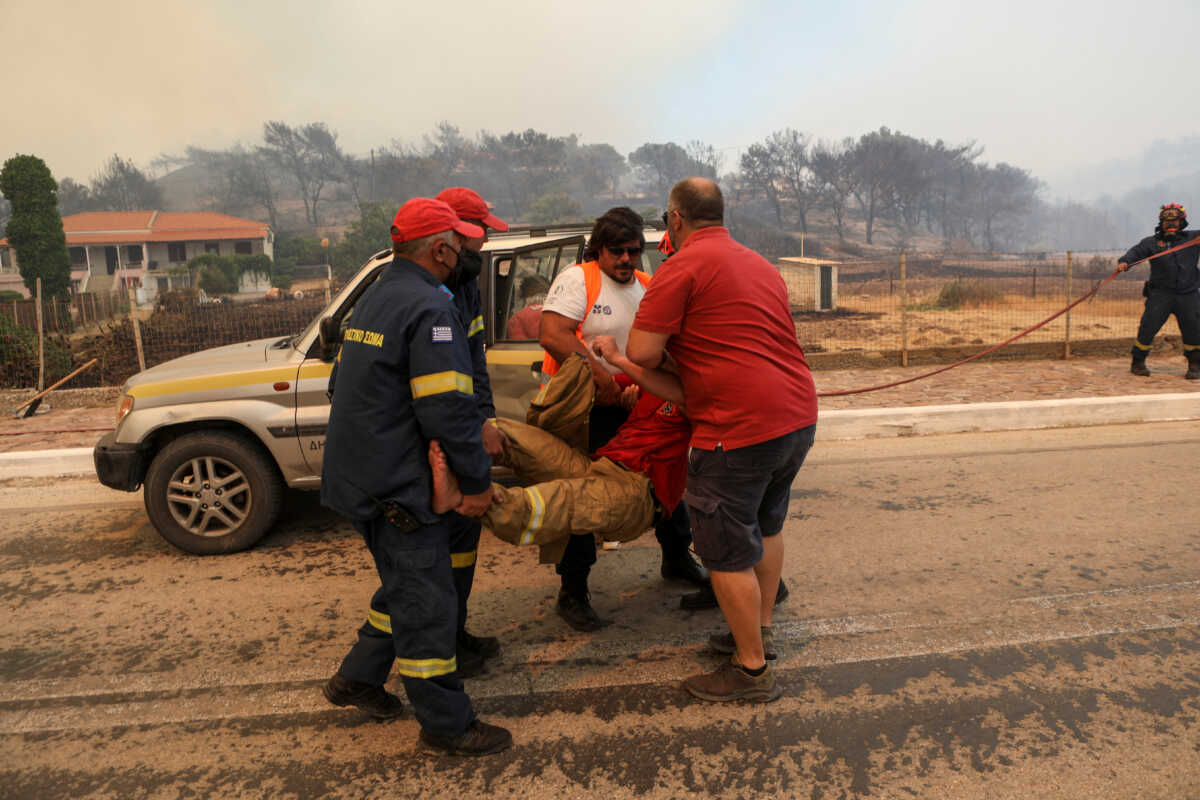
[431,326,453,343]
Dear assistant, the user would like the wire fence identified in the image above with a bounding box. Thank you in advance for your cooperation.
[1,295,328,390]
[0,292,128,334]
[0,251,1160,392]
[779,252,1144,363]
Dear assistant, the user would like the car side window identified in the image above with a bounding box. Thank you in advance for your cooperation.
[496,245,569,341]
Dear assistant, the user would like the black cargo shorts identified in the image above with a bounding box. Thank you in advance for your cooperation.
[683,424,816,573]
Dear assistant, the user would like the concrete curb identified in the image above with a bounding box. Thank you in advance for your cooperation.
[0,447,96,480]
[2,393,1198,480]
[817,392,1200,440]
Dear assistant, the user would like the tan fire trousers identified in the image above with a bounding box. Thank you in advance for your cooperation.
[481,354,655,556]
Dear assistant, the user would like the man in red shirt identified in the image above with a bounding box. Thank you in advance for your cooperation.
[628,177,818,703]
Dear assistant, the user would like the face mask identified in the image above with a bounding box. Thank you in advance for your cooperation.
[447,247,483,289]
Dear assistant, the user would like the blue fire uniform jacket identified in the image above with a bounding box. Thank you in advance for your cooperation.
[1121,230,1200,294]
[453,277,496,421]
[321,258,492,524]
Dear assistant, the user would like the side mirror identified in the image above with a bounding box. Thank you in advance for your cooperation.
[318,316,340,361]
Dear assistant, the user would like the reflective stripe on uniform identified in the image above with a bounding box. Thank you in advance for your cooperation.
[1134,341,1153,351]
[467,315,484,337]
[1185,343,1200,351]
[450,550,477,568]
[395,655,457,679]
[368,608,392,633]
[410,370,473,398]
[518,487,546,545]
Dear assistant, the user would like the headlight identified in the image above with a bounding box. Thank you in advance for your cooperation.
[116,394,134,424]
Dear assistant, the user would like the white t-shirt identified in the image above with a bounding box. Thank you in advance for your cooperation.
[542,264,646,374]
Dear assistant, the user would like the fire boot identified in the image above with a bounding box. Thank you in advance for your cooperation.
[1186,351,1200,380]
[1130,356,1150,377]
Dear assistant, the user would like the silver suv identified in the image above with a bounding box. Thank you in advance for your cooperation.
[94,226,665,554]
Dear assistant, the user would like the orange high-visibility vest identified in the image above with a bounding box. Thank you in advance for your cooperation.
[541,261,652,378]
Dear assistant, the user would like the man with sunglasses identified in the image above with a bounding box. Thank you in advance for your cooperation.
[320,198,511,756]
[539,207,707,631]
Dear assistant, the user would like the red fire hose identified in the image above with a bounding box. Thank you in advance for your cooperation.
[817,236,1200,397]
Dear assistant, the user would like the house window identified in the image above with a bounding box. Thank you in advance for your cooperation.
[167,243,188,263]
[157,277,170,292]
[204,242,220,254]
[0,248,11,270]
[126,245,143,264]
[69,247,87,267]
[234,240,253,255]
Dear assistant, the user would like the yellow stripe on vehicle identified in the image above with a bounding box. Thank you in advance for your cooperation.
[450,550,477,568]
[367,609,392,633]
[299,362,335,380]
[518,487,545,545]
[394,656,457,679]
[126,366,299,399]
[467,316,484,337]
[485,348,547,366]
[410,371,473,399]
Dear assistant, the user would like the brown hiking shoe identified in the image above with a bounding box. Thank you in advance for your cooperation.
[323,673,405,719]
[683,659,782,703]
[708,626,779,660]
[419,718,513,756]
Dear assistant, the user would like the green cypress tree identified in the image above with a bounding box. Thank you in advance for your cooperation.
[0,155,72,299]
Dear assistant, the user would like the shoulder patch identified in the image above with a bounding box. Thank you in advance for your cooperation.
[431,326,453,343]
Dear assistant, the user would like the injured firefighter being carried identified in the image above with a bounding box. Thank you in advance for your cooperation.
[429,352,690,551]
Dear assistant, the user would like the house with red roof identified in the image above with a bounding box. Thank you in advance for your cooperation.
[0,210,273,299]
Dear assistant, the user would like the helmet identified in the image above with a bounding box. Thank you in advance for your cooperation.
[1156,202,1188,240]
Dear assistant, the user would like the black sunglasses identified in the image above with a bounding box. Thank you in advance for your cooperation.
[605,245,643,258]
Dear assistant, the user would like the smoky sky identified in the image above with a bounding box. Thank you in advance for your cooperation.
[4,0,1196,196]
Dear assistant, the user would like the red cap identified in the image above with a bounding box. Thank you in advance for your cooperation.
[435,187,510,232]
[391,198,484,244]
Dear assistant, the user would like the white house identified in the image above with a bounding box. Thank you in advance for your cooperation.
[0,210,273,299]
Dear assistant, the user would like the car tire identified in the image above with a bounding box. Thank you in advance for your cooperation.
[143,431,283,555]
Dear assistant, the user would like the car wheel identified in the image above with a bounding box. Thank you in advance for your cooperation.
[143,431,283,555]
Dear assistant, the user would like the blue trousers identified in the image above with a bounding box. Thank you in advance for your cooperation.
[1133,290,1200,358]
[337,515,474,737]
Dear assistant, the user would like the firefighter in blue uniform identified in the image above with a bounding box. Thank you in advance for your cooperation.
[434,187,509,678]
[320,198,512,757]
[1118,203,1200,379]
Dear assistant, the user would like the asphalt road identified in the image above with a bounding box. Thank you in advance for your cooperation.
[1,422,1198,799]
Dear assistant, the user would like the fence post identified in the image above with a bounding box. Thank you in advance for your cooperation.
[128,288,146,372]
[1032,268,1037,299]
[900,253,909,367]
[1064,251,1072,359]
[36,278,45,391]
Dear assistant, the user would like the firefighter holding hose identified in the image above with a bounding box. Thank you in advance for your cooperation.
[1117,203,1200,379]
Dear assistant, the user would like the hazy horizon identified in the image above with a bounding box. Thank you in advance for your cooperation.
[4,0,1198,202]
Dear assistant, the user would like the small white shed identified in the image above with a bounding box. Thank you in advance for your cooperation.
[777,257,838,311]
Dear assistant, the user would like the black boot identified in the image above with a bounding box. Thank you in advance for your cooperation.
[556,575,612,632]
[680,577,790,611]
[1186,352,1200,380]
[1131,357,1150,377]
[661,551,710,587]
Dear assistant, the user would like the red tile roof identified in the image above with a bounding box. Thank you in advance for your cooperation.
[1,211,270,246]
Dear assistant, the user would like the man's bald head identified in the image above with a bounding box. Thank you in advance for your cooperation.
[669,177,723,227]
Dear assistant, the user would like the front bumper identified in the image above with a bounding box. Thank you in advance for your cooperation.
[93,432,147,491]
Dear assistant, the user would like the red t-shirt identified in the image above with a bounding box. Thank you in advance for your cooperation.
[632,226,817,450]
[594,381,691,512]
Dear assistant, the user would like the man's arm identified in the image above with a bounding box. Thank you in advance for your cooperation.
[540,310,621,404]
[593,334,685,408]
[626,327,671,370]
